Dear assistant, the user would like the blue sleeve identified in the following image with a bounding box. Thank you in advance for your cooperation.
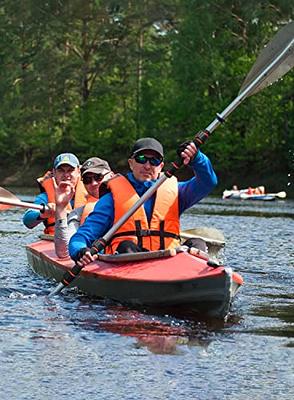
[69,193,114,260]
[22,192,48,229]
[178,150,218,214]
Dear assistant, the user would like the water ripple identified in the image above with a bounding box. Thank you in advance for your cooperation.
[0,196,293,399]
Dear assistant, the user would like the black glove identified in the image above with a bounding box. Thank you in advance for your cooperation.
[72,247,91,262]
[177,140,198,162]
[39,203,46,214]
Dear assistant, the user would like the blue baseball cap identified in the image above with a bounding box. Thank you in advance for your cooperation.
[53,153,80,169]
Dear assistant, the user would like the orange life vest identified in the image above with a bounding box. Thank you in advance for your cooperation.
[37,172,88,234]
[105,175,180,254]
[80,195,98,225]
[80,175,115,225]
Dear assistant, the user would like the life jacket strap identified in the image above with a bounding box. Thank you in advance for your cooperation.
[110,230,179,239]
[44,221,55,228]
[135,220,143,248]
[159,220,165,250]
[110,223,180,250]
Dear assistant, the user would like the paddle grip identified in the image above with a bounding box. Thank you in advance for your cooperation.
[60,264,83,286]
[40,203,46,214]
[194,130,210,147]
[91,238,107,254]
[165,158,183,178]
[60,239,106,287]
[166,135,206,177]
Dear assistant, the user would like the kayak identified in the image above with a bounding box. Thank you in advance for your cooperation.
[223,190,275,201]
[222,189,286,201]
[239,193,275,201]
[26,239,243,319]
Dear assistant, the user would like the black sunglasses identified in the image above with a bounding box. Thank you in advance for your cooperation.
[82,173,104,185]
[133,154,163,167]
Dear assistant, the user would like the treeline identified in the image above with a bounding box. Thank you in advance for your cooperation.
[0,0,293,192]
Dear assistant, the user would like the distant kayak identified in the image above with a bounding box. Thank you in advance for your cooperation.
[222,189,286,201]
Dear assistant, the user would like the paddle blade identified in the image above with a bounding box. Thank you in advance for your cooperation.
[0,186,19,210]
[239,21,294,96]
[0,186,44,211]
[274,191,287,199]
[0,204,13,211]
[181,227,225,245]
[0,186,20,201]
[181,227,225,262]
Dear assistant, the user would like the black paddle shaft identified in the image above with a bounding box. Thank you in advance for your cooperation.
[58,239,107,287]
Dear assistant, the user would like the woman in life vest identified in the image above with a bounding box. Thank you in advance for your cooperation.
[68,137,218,268]
[54,157,114,258]
[23,153,83,234]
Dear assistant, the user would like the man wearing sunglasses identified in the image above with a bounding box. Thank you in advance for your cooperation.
[54,157,114,258]
[69,137,217,266]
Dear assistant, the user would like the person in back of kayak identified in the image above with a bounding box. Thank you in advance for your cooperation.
[68,137,218,267]
[246,185,265,195]
[54,157,114,258]
[23,153,85,234]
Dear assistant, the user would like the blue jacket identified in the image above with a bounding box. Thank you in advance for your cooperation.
[69,150,217,259]
[23,192,48,229]
[23,193,75,229]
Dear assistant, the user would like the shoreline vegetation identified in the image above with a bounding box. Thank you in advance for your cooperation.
[1,163,292,198]
[0,2,292,197]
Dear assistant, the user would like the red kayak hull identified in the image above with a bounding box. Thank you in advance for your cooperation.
[26,240,243,319]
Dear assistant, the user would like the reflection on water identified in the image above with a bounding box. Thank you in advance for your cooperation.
[252,299,294,324]
[71,305,208,355]
[0,194,293,399]
[65,301,240,355]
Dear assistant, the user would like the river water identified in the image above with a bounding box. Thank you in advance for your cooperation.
[0,192,293,400]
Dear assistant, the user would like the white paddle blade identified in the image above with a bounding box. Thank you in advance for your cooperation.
[0,186,20,201]
[0,186,45,210]
[181,227,225,245]
[181,227,225,263]
[273,191,287,199]
[239,21,294,97]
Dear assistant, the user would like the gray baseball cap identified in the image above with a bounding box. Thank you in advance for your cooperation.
[130,137,164,158]
[81,157,111,177]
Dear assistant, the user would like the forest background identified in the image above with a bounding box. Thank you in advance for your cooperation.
[0,0,293,196]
